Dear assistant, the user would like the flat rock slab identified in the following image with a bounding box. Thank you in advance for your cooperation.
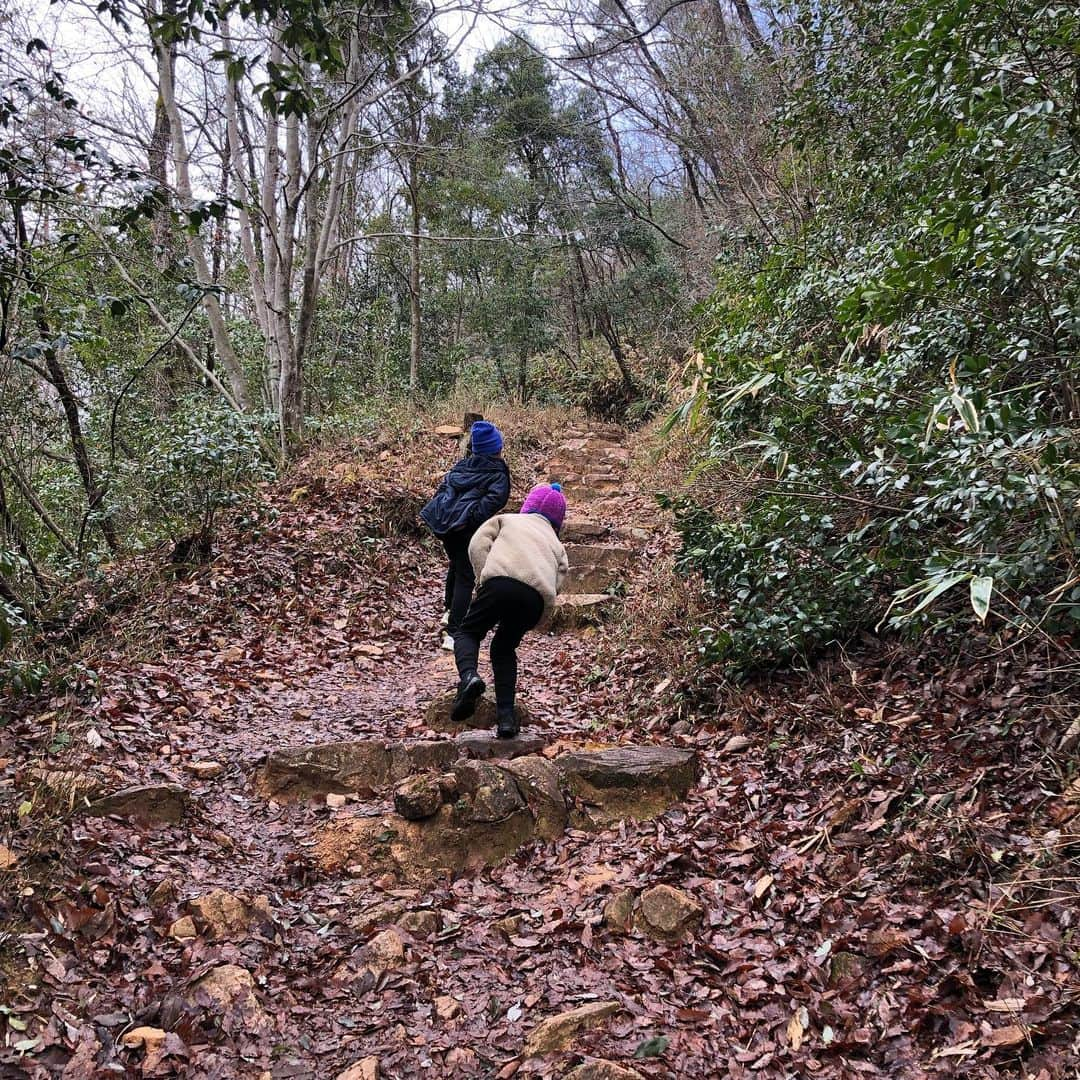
[425,691,536,733]
[84,784,190,825]
[563,544,635,595]
[556,746,699,827]
[256,738,460,801]
[456,730,547,760]
[550,594,616,630]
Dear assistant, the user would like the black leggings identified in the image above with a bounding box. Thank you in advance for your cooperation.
[441,529,476,635]
[454,576,545,712]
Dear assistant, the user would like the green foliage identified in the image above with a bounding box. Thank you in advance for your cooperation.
[672,0,1080,670]
[142,399,272,546]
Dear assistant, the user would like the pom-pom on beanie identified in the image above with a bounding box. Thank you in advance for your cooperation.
[469,421,503,455]
[522,481,567,533]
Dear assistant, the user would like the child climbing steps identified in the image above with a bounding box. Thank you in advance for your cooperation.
[419,421,511,651]
[450,483,569,738]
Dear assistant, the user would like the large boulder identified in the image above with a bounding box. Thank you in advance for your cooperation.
[256,739,459,800]
[556,746,699,826]
[189,889,273,940]
[424,691,536,733]
[187,964,269,1034]
[450,760,527,823]
[84,784,189,825]
[316,804,535,882]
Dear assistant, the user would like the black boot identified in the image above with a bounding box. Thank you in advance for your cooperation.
[450,672,486,723]
[495,708,519,740]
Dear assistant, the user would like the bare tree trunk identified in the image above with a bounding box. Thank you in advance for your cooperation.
[731,0,769,55]
[147,0,176,269]
[40,326,119,553]
[407,154,422,394]
[156,33,250,409]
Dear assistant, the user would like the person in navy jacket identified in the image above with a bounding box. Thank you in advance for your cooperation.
[420,421,510,648]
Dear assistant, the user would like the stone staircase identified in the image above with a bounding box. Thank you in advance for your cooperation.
[547,426,642,630]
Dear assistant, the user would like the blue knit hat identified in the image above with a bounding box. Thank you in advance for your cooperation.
[470,421,503,455]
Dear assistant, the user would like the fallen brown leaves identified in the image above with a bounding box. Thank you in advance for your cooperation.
[0,420,1076,1077]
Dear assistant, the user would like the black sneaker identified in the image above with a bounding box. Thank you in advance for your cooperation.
[450,673,486,723]
[495,709,519,740]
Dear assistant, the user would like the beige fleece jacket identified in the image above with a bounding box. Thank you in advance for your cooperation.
[468,512,569,613]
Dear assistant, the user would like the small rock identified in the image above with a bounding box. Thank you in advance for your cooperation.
[669,721,690,736]
[189,888,272,940]
[398,909,439,938]
[436,772,459,801]
[84,783,190,824]
[0,844,17,871]
[721,735,751,754]
[148,879,176,911]
[168,916,197,941]
[186,760,225,779]
[829,950,866,987]
[565,1062,645,1080]
[351,901,406,933]
[120,1026,168,1052]
[336,1058,379,1080]
[434,994,461,1021]
[365,928,406,973]
[602,890,636,933]
[189,964,267,1031]
[493,914,524,939]
[524,1001,621,1055]
[639,884,703,938]
[394,774,443,820]
[326,793,348,809]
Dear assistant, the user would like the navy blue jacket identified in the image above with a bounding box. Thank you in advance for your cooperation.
[420,453,511,537]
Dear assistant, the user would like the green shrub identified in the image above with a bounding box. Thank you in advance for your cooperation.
[670,0,1080,671]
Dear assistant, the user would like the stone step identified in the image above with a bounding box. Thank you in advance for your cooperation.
[315,745,699,881]
[564,543,635,595]
[549,593,617,630]
[425,691,538,732]
[454,730,547,759]
[557,746,700,827]
[562,520,650,545]
[255,739,460,801]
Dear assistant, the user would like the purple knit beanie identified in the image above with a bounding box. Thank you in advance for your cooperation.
[522,482,566,533]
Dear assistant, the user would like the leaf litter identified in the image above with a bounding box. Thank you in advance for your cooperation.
[0,422,1076,1078]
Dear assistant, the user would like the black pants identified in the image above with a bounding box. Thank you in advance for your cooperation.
[441,529,476,635]
[454,577,544,713]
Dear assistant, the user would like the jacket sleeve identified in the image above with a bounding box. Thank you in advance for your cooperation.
[468,516,502,579]
[468,466,511,528]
